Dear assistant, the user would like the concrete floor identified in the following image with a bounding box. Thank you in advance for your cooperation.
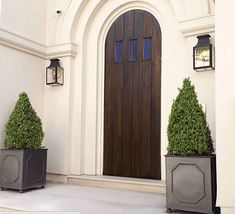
[0,183,193,214]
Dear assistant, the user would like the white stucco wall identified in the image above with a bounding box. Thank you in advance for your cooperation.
[44,56,74,174]
[46,0,71,45]
[0,45,45,146]
[215,1,235,213]
[0,0,46,44]
[0,0,46,148]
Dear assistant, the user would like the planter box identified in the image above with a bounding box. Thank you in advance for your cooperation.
[165,155,218,214]
[0,149,47,192]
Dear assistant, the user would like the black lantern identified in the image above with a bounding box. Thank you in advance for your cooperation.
[193,34,215,71]
[46,59,64,86]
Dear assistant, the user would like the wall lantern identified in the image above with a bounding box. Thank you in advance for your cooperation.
[46,59,64,86]
[193,34,215,71]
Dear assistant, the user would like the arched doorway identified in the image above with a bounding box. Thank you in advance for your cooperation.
[103,10,161,179]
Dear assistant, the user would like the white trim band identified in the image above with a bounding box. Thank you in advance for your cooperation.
[0,28,46,58]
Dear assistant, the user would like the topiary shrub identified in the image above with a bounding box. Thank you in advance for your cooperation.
[4,92,44,149]
[167,78,214,156]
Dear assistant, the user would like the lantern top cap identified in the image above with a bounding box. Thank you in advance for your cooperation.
[47,58,62,68]
[195,34,211,47]
[196,34,211,39]
[50,58,60,62]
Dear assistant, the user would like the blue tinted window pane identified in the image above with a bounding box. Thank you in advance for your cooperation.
[130,39,137,62]
[115,41,123,63]
[144,38,152,60]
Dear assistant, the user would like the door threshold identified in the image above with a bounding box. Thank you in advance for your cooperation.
[67,175,166,193]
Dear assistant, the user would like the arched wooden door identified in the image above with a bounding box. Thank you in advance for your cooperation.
[103,10,161,179]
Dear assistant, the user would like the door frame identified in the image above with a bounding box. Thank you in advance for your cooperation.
[64,0,168,179]
[96,5,163,178]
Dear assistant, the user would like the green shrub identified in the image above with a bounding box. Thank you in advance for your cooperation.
[4,92,44,149]
[167,78,214,156]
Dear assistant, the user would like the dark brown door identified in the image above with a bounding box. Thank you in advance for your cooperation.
[103,10,161,179]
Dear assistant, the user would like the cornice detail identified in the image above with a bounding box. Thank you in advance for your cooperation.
[47,43,78,58]
[0,28,78,59]
[179,15,215,37]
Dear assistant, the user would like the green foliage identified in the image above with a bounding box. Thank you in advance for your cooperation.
[4,92,44,149]
[167,78,214,156]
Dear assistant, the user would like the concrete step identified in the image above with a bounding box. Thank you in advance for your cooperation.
[66,175,166,193]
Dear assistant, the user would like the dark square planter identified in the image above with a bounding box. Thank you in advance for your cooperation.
[0,149,47,192]
[165,155,219,214]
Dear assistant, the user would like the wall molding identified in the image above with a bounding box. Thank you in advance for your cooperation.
[0,28,78,59]
[179,15,215,37]
[0,28,46,58]
[47,43,78,58]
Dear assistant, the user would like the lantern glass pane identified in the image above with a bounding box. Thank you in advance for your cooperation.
[57,67,63,84]
[143,37,152,60]
[47,67,56,83]
[115,41,123,63]
[212,46,215,68]
[195,46,210,67]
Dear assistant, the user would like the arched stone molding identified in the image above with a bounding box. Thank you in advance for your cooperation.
[82,1,166,176]
[169,0,186,22]
[55,0,214,44]
[65,0,186,180]
[55,0,88,43]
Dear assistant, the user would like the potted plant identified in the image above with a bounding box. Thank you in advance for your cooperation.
[0,92,47,192]
[165,78,219,214]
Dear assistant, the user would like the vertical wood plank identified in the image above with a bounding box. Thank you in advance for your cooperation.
[122,11,134,176]
[112,15,124,176]
[131,10,144,178]
[140,12,153,178]
[103,25,114,175]
[141,61,151,178]
[150,19,161,179]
